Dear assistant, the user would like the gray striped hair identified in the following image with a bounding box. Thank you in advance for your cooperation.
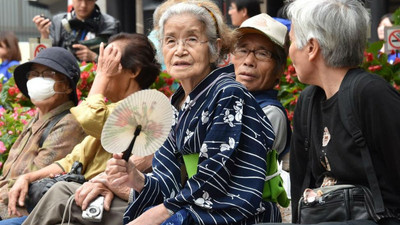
[287,0,370,68]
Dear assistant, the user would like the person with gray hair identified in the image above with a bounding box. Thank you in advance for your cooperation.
[105,1,281,225]
[286,0,400,224]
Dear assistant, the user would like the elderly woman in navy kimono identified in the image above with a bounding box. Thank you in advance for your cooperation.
[105,1,281,224]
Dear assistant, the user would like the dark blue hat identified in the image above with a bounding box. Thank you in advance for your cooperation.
[14,47,80,105]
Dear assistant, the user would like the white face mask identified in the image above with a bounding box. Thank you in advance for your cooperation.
[26,77,64,101]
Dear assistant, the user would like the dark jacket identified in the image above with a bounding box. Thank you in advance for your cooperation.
[290,68,400,222]
[49,5,120,52]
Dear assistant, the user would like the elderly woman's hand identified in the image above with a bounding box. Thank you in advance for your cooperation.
[8,175,31,217]
[105,153,146,193]
[75,179,115,211]
[96,42,122,79]
[127,204,171,225]
[88,42,122,97]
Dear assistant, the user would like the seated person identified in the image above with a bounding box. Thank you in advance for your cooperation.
[0,47,86,220]
[0,31,21,83]
[106,2,281,224]
[5,33,160,225]
[232,13,291,168]
[33,0,120,62]
[287,0,400,223]
[231,13,292,222]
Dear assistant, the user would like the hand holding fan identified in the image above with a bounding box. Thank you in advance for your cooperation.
[101,89,174,161]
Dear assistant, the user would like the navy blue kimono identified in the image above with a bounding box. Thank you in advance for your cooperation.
[124,65,281,224]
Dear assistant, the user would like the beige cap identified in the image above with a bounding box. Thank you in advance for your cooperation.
[237,13,288,48]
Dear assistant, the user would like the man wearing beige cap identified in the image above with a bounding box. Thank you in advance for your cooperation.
[232,13,291,166]
[232,13,292,222]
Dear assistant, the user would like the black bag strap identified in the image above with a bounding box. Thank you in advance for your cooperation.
[38,110,70,148]
[300,85,318,191]
[338,70,385,213]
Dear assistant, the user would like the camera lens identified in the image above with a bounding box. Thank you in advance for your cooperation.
[88,207,99,216]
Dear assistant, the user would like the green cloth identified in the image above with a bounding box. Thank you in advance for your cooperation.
[263,150,290,207]
[182,149,290,207]
[183,153,199,178]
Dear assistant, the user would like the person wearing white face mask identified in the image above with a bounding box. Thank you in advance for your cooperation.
[0,47,86,221]
[26,72,69,102]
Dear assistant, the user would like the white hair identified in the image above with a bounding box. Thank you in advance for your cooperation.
[158,2,223,64]
[287,0,370,67]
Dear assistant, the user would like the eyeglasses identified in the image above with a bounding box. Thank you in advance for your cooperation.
[233,47,275,62]
[163,36,208,50]
[26,70,62,80]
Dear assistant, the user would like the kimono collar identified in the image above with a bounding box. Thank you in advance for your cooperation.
[171,64,235,107]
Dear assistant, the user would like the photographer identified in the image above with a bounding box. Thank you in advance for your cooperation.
[32,0,120,62]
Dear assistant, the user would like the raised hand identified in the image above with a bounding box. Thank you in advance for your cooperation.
[87,42,123,97]
[32,15,51,39]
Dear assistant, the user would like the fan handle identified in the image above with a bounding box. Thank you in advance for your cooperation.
[122,125,142,161]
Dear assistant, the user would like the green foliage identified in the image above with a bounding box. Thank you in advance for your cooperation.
[0,105,35,165]
[0,77,33,111]
[277,58,307,121]
[76,62,96,102]
[362,41,400,90]
[150,71,180,97]
[393,7,400,26]
[278,41,400,126]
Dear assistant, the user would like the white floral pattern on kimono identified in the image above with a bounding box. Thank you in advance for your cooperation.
[123,65,281,225]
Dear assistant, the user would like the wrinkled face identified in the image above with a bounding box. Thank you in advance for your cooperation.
[377,17,393,40]
[162,14,212,90]
[72,0,96,20]
[228,3,247,26]
[232,33,279,92]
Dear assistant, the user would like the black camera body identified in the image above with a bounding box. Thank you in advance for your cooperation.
[64,33,107,57]
[40,14,51,24]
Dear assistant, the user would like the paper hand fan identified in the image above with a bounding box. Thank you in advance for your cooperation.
[101,89,174,159]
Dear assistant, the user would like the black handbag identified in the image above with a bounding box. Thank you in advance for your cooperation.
[298,185,378,223]
[25,161,86,212]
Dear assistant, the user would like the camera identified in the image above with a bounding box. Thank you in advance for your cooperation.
[40,14,51,22]
[40,14,48,20]
[82,196,104,222]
